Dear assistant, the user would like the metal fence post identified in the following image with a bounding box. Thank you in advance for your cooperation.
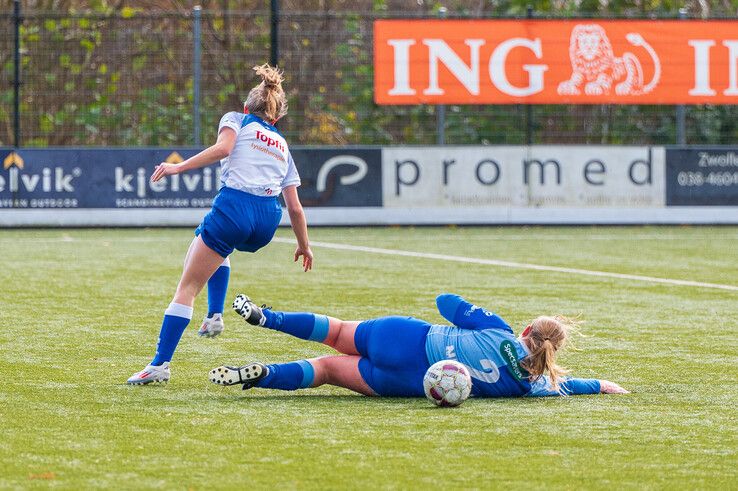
[193,5,202,146]
[13,0,21,147]
[436,6,447,145]
[270,0,279,66]
[676,8,687,146]
[525,6,533,145]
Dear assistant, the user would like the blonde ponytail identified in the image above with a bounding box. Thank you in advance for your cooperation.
[245,64,288,122]
[520,315,580,393]
[254,63,283,88]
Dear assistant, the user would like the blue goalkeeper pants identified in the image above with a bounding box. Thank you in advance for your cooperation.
[354,316,432,397]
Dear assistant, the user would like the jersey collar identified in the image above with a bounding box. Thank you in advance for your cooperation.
[517,336,531,356]
[241,113,282,135]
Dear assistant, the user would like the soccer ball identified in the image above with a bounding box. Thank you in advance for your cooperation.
[423,360,472,407]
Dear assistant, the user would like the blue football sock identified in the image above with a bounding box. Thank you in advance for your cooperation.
[151,303,193,366]
[256,360,315,390]
[206,263,230,317]
[262,311,329,342]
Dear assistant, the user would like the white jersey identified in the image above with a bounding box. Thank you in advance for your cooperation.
[217,112,300,196]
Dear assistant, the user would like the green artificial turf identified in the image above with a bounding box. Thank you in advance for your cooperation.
[1,226,736,489]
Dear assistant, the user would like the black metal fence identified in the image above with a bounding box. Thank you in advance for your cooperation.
[2,5,737,148]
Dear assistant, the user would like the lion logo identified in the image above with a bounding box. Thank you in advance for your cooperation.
[557,24,661,96]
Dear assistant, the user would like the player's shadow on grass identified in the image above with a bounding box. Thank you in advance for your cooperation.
[220,394,397,401]
[218,394,431,406]
[215,394,513,410]
[214,393,606,409]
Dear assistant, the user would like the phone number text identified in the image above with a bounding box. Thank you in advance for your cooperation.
[676,171,738,187]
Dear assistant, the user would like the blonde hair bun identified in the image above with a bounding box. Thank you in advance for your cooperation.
[253,63,284,89]
[245,63,288,122]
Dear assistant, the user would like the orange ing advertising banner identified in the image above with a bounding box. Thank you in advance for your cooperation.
[374,19,738,105]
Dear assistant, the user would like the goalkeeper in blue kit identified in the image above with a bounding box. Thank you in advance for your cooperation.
[209,293,628,397]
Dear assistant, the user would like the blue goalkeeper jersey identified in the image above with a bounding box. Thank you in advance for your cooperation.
[424,294,600,397]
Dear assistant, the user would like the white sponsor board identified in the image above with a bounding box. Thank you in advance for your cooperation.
[382,146,665,208]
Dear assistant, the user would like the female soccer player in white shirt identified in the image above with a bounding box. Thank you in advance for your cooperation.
[127,65,312,385]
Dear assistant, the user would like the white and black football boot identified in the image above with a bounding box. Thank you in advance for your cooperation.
[209,362,268,389]
[232,294,267,326]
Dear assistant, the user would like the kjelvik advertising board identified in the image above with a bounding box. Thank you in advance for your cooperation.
[374,20,738,105]
[0,147,735,226]
[0,149,218,210]
[0,148,380,210]
[0,148,382,226]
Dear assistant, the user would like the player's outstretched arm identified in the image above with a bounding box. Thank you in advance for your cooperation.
[435,293,512,332]
[151,128,237,182]
[599,380,629,394]
[283,185,312,272]
[529,377,629,396]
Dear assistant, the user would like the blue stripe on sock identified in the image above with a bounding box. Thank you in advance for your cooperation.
[308,315,330,342]
[296,360,315,388]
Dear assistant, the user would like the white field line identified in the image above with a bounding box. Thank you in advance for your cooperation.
[1,235,735,291]
[273,238,738,292]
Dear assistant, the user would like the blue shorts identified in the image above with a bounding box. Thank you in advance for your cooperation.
[195,186,282,258]
[354,316,432,397]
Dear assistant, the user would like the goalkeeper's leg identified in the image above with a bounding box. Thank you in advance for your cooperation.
[233,294,362,354]
[210,355,376,395]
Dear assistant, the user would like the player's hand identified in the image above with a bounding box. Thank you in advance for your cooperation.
[151,162,182,182]
[294,246,313,272]
[599,380,629,394]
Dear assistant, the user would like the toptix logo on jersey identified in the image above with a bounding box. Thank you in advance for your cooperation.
[255,130,286,153]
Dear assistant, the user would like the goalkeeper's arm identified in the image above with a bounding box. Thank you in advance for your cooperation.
[435,293,513,332]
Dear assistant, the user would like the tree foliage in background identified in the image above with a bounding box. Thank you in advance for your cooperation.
[1,0,738,147]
